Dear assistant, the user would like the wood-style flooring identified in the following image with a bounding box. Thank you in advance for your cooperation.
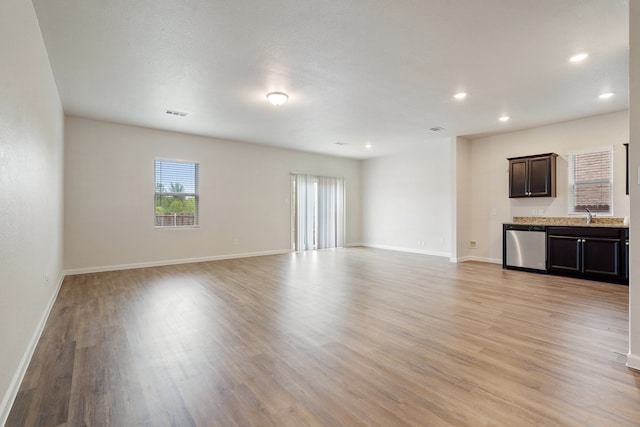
[7,248,640,426]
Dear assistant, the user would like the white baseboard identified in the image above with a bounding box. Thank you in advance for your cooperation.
[64,249,292,276]
[0,272,65,427]
[627,353,640,371]
[345,242,364,247]
[361,243,450,259]
[455,255,502,264]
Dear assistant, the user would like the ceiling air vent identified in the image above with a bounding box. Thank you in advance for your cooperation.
[429,126,445,132]
[165,109,189,117]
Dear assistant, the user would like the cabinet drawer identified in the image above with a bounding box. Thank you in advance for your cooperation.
[547,226,621,239]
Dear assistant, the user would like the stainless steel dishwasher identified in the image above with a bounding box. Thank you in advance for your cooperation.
[503,224,547,271]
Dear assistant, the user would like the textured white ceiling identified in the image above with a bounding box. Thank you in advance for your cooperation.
[32,0,629,159]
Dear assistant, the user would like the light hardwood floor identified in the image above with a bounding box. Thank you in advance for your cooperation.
[7,248,640,426]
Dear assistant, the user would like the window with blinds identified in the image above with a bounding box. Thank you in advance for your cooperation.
[154,159,199,227]
[568,148,613,215]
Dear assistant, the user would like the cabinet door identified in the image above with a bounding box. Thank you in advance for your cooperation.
[509,159,529,198]
[547,235,581,273]
[528,156,552,196]
[582,238,620,277]
[625,240,629,280]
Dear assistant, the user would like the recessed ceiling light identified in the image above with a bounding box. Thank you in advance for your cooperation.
[499,116,510,122]
[365,144,372,149]
[335,142,347,146]
[266,92,288,106]
[429,127,445,132]
[570,53,589,63]
[599,92,615,99]
[453,92,467,100]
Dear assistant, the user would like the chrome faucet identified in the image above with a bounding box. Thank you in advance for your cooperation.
[585,207,593,224]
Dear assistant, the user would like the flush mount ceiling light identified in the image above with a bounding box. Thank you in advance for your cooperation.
[570,53,589,63]
[266,92,288,106]
[453,92,467,100]
[365,144,373,149]
[499,115,510,122]
[599,92,615,99]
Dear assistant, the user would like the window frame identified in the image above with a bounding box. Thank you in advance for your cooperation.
[154,158,200,228]
[567,147,613,216]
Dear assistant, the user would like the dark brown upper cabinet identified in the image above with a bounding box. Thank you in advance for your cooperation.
[508,153,557,198]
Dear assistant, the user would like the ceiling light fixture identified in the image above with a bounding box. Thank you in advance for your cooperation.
[453,92,467,100]
[569,53,589,63]
[499,116,510,122]
[599,92,615,99]
[365,144,372,149]
[266,92,288,106]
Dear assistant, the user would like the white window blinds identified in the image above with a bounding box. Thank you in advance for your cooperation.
[568,148,613,215]
[292,174,345,251]
[154,159,199,227]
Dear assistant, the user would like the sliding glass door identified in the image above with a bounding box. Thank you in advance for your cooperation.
[292,174,345,251]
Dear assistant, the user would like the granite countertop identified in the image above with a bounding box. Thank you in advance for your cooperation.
[506,216,628,228]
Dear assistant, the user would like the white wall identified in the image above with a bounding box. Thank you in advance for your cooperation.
[361,140,452,257]
[452,137,472,261]
[0,0,65,423]
[468,111,629,263]
[64,116,362,272]
[627,1,640,370]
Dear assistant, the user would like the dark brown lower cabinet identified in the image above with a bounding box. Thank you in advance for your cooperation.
[547,235,581,273]
[625,230,629,281]
[547,226,626,284]
[582,237,620,276]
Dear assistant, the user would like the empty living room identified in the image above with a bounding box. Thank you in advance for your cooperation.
[2,0,640,426]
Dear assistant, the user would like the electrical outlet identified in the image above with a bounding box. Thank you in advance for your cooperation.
[469,241,477,249]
